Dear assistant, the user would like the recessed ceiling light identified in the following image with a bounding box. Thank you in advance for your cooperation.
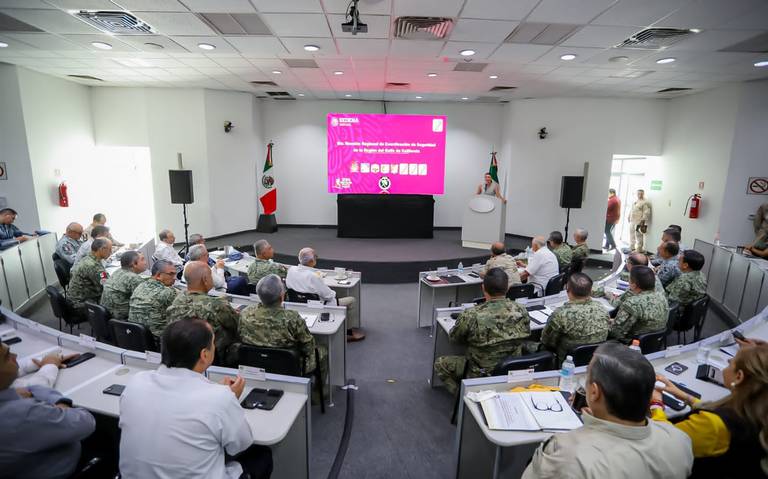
[271,70,282,74]
[333,70,344,75]
[303,44,320,52]
[298,93,305,96]
[489,74,499,79]
[689,28,701,33]
[415,96,423,99]
[143,42,164,50]
[560,54,577,61]
[656,57,676,64]
[754,60,768,67]
[609,56,630,63]
[461,97,469,100]
[91,41,112,50]
[0,42,8,48]
[344,94,352,97]
[459,49,476,56]
[427,72,437,77]
[198,43,216,51]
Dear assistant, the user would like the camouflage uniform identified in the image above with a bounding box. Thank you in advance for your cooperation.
[434,298,531,395]
[101,269,145,319]
[166,291,240,366]
[68,253,108,309]
[593,274,665,309]
[247,258,287,284]
[55,236,82,266]
[656,257,681,288]
[629,198,652,252]
[239,304,327,376]
[551,244,573,271]
[609,290,668,342]
[570,243,589,263]
[127,278,178,337]
[483,253,522,287]
[541,298,610,363]
[666,271,707,308]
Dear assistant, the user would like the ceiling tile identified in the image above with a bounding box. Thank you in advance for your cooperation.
[134,12,216,36]
[441,41,498,59]
[279,36,337,56]
[722,3,768,29]
[591,0,688,27]
[44,0,116,8]
[328,14,390,39]
[526,0,616,24]
[114,35,190,53]
[261,13,330,37]
[179,0,256,13]
[667,29,767,52]
[488,43,551,62]
[337,38,389,57]
[324,0,391,15]
[389,39,444,58]
[580,47,652,67]
[531,46,605,64]
[0,33,41,49]
[393,0,464,18]
[449,19,518,43]
[0,8,100,34]
[112,0,188,11]
[459,0,539,21]
[0,1,53,8]
[211,56,251,67]
[224,35,287,56]
[251,0,322,13]
[62,34,139,51]
[561,25,641,48]
[653,0,764,30]
[178,56,219,67]
[4,32,84,50]
[171,35,240,53]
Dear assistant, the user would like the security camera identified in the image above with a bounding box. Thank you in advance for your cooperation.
[538,127,548,140]
[341,0,368,34]
[224,121,234,133]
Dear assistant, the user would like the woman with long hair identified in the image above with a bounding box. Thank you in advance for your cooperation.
[653,343,768,478]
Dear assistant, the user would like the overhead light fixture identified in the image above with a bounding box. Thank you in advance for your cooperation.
[198,43,216,50]
[689,28,701,33]
[304,44,320,52]
[560,54,577,61]
[609,55,630,63]
[488,74,498,79]
[271,70,282,74]
[91,41,112,50]
[143,42,164,50]
[427,72,437,77]
[298,93,305,96]
[333,70,344,75]
[415,96,423,99]
[0,42,8,48]
[656,57,676,64]
[754,60,768,67]
[345,94,352,97]
[461,97,469,100]
[459,49,476,56]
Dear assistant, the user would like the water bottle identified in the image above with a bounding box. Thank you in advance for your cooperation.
[696,343,710,364]
[457,261,464,274]
[629,339,641,352]
[525,246,532,259]
[558,355,575,393]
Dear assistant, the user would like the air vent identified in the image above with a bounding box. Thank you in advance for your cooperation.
[250,81,278,87]
[73,10,153,34]
[720,31,768,53]
[273,96,296,100]
[454,62,487,72]
[386,82,410,90]
[265,91,291,96]
[0,12,43,32]
[505,23,580,45]
[283,59,319,68]
[489,86,517,91]
[394,17,453,40]
[199,13,271,35]
[617,28,694,50]
[657,87,692,93]
[67,74,103,82]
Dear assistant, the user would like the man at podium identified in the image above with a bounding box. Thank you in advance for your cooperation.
[476,173,506,203]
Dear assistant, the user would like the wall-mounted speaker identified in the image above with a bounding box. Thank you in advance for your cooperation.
[560,176,584,209]
[169,170,194,204]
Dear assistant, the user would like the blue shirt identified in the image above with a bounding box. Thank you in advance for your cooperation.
[0,385,95,479]
[657,257,681,288]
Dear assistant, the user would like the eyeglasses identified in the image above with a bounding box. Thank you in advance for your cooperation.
[529,397,564,413]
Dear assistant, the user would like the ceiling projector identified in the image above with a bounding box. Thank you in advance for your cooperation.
[341,0,368,34]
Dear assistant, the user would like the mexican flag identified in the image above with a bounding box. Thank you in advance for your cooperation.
[488,151,499,184]
[259,142,277,215]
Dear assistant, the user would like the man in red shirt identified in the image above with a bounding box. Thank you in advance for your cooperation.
[605,189,621,251]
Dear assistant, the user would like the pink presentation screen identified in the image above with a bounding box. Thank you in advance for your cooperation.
[327,113,446,195]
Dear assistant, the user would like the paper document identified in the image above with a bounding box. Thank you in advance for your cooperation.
[480,392,582,431]
[720,343,739,357]
[528,307,553,325]
[301,313,318,328]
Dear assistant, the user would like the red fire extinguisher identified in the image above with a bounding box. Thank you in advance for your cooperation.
[684,193,701,218]
[58,181,69,207]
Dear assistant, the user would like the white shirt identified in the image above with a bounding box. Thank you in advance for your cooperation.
[11,357,59,389]
[154,241,184,268]
[211,264,226,289]
[525,246,560,294]
[286,264,336,304]
[119,366,253,479]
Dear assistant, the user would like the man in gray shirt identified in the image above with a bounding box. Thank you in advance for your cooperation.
[0,342,96,479]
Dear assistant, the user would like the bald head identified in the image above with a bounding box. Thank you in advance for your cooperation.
[183,261,213,292]
[490,242,506,256]
[626,253,649,271]
[532,236,546,251]
[65,222,83,240]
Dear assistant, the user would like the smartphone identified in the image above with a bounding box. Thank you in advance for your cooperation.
[102,384,125,396]
[661,391,686,411]
[467,272,480,278]
[62,352,95,368]
[732,330,746,342]
[320,312,330,322]
[2,336,21,345]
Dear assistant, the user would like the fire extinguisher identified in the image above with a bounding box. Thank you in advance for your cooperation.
[58,181,69,207]
[684,193,701,218]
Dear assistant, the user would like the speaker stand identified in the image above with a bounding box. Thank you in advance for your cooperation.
[257,214,278,233]
[564,207,571,243]
[181,203,190,256]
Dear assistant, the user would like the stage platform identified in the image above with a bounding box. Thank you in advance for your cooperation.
[206,226,611,284]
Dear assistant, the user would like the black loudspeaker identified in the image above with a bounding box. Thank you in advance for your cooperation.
[169,170,194,204]
[560,176,584,209]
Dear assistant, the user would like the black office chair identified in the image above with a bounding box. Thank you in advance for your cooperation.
[567,341,603,367]
[544,273,567,296]
[285,288,321,304]
[559,264,571,276]
[491,351,557,376]
[690,295,711,342]
[46,286,87,333]
[238,344,326,414]
[53,258,72,293]
[109,319,157,353]
[84,302,112,343]
[637,329,667,354]
[672,295,710,344]
[570,258,586,274]
[507,283,535,300]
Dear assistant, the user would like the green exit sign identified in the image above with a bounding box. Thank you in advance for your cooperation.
[650,180,662,191]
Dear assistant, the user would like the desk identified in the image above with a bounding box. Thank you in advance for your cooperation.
[417,266,484,328]
[0,234,58,313]
[337,194,434,238]
[452,308,768,479]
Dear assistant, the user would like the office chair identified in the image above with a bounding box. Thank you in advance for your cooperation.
[570,258,586,274]
[491,351,557,376]
[567,341,604,367]
[46,286,87,333]
[507,283,535,300]
[544,273,567,296]
[286,288,321,303]
[672,295,710,344]
[559,264,571,276]
[52,258,72,293]
[637,329,667,354]
[84,302,112,343]
[238,344,326,414]
[108,319,157,353]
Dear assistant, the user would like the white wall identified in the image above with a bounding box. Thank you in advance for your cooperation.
[260,100,504,226]
[501,97,667,247]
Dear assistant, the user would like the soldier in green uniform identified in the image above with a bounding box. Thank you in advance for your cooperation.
[54,222,84,267]
[541,273,610,364]
[247,239,287,284]
[481,242,521,287]
[101,251,147,319]
[127,260,178,337]
[434,268,531,395]
[548,231,572,272]
[609,266,668,342]
[592,253,664,308]
[166,261,240,366]
[68,238,112,310]
[666,249,707,308]
[570,228,590,264]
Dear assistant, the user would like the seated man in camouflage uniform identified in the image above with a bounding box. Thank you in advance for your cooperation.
[655,241,681,288]
[480,241,521,288]
[240,274,327,381]
[247,240,287,285]
[68,238,112,311]
[666,249,707,308]
[592,253,664,309]
[570,228,590,264]
[127,260,178,337]
[609,266,668,342]
[548,230,572,272]
[541,272,610,364]
[434,268,531,396]
[101,251,147,319]
[166,261,240,366]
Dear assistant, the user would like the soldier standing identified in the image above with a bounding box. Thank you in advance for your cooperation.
[629,189,652,253]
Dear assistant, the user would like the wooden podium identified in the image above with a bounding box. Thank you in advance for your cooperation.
[461,195,506,250]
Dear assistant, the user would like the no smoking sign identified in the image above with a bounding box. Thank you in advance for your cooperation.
[747,177,768,195]
[0,162,6,180]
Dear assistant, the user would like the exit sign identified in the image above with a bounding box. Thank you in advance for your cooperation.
[650,180,662,191]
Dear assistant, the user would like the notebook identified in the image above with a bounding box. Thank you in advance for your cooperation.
[527,307,554,325]
[300,313,318,328]
[478,391,582,431]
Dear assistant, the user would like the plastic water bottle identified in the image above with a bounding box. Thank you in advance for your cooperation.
[559,355,575,393]
[629,339,641,352]
[525,246,532,259]
[457,262,464,274]
[696,343,710,364]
